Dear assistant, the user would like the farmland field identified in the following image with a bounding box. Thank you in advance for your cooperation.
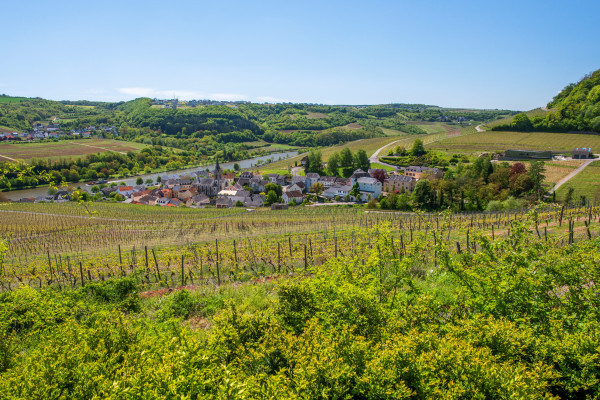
[427,130,600,154]
[0,200,595,288]
[555,160,600,202]
[259,134,411,172]
[411,122,452,134]
[540,161,580,187]
[0,96,27,103]
[0,139,148,161]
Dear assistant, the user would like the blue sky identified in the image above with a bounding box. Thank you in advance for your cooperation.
[1,0,599,110]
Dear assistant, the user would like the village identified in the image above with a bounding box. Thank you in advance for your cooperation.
[16,150,451,209]
[0,122,117,141]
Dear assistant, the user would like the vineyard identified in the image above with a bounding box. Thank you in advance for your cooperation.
[2,203,600,398]
[1,201,598,293]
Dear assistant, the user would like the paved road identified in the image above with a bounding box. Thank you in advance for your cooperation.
[549,157,598,194]
[368,132,451,169]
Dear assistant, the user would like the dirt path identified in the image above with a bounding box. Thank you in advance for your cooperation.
[475,124,485,132]
[0,154,18,161]
[72,142,127,155]
[549,157,597,194]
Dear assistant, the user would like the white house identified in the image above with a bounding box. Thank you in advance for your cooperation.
[322,185,354,201]
[357,177,382,198]
[282,190,304,204]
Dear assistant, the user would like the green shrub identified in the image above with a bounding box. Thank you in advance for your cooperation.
[82,276,140,312]
[157,289,200,320]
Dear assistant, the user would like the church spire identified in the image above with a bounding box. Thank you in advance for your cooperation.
[213,155,222,180]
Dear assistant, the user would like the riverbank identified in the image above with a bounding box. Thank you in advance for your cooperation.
[1,151,298,201]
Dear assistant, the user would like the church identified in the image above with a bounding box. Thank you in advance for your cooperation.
[192,156,226,197]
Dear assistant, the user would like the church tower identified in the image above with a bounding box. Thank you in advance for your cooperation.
[213,155,222,181]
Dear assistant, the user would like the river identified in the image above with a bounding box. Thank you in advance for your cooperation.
[2,151,299,201]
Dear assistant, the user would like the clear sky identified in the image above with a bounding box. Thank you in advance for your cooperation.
[1,0,599,110]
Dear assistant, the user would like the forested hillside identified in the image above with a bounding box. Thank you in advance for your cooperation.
[492,68,600,132]
[0,95,514,144]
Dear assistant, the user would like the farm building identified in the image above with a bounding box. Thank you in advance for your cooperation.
[499,149,553,160]
[572,148,592,159]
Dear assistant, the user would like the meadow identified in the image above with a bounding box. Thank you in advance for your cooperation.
[0,139,148,161]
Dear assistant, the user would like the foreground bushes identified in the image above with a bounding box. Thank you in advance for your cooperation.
[1,220,600,398]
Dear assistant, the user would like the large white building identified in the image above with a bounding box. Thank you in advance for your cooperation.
[357,177,382,199]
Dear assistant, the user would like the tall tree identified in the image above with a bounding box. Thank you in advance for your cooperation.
[411,179,435,210]
[371,169,387,183]
[528,161,546,191]
[340,148,354,168]
[266,190,278,205]
[411,139,426,156]
[265,182,282,197]
[327,152,341,177]
[306,150,323,174]
[354,149,370,172]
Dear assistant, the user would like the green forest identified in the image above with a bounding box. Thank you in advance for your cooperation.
[492,68,600,133]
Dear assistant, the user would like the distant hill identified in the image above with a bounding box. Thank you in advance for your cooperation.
[492,68,600,133]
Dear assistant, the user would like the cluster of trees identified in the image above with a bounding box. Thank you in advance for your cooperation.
[381,139,453,168]
[305,148,370,177]
[377,157,546,212]
[0,146,197,190]
[120,98,262,136]
[262,126,384,147]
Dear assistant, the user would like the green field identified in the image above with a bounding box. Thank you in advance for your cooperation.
[0,96,27,103]
[555,160,600,202]
[369,162,395,171]
[0,139,148,161]
[428,130,600,155]
[258,134,411,173]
